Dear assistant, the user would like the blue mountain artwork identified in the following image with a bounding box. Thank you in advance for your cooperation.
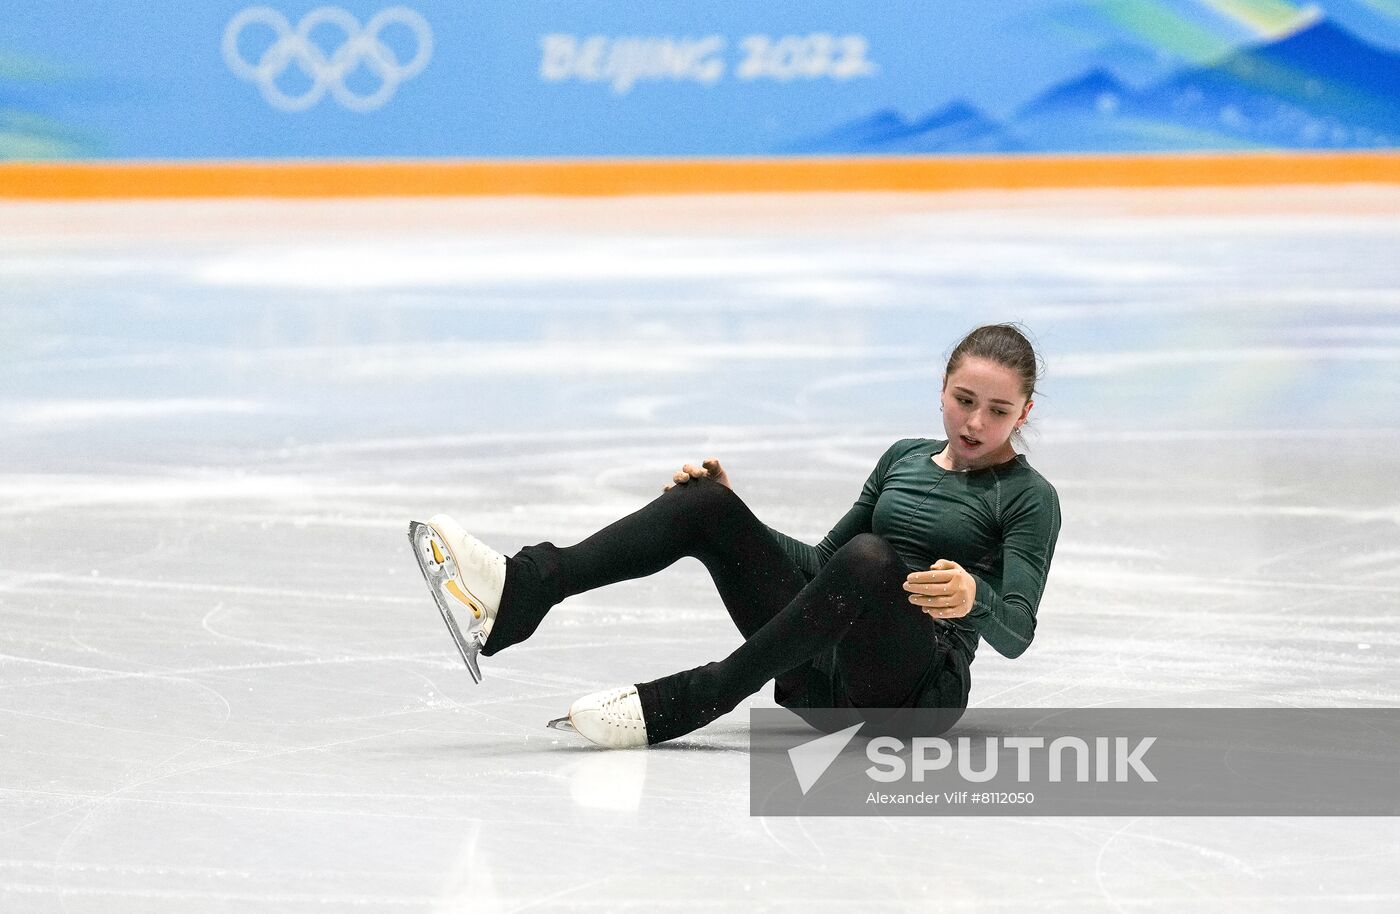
[783,102,1026,154]
[787,18,1400,154]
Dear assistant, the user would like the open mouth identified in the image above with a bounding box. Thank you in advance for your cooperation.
[959,435,981,448]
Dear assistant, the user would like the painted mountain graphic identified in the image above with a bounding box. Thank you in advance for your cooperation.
[1010,64,1256,151]
[1,62,114,159]
[1135,17,1400,146]
[1017,68,1133,119]
[892,102,1027,153]
[1069,40,1188,90]
[784,109,910,151]
[786,17,1400,154]
[783,102,1025,154]
[0,80,100,159]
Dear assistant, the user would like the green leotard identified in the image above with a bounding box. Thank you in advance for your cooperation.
[765,437,1062,666]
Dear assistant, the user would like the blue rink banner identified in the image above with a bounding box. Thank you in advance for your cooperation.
[749,709,1400,816]
[3,1,1400,161]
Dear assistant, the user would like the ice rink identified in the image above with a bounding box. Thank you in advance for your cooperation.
[3,186,1399,911]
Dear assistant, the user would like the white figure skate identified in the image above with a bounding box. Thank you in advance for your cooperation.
[407,514,506,683]
[547,685,650,749]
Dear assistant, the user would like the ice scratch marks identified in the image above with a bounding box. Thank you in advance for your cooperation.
[196,236,818,289]
[201,601,318,658]
[1051,563,1400,597]
[248,422,839,459]
[432,821,505,914]
[25,717,438,878]
[0,884,434,904]
[794,365,934,413]
[1038,426,1400,444]
[1334,550,1400,571]
[0,399,265,427]
[1054,542,1166,561]
[1135,504,1400,526]
[0,653,458,690]
[189,234,1179,291]
[0,570,421,606]
[611,395,684,422]
[45,340,908,383]
[1091,818,1265,914]
[0,473,437,516]
[1056,346,1400,377]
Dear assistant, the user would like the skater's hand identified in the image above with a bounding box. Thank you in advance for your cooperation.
[664,457,732,492]
[903,560,976,619]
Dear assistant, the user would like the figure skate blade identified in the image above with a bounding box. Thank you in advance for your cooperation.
[408,521,485,683]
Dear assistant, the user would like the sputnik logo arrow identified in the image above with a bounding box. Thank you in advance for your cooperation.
[788,722,864,795]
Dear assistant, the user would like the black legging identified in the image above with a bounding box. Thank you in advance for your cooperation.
[483,474,956,744]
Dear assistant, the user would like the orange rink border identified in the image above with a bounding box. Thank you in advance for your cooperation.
[2,152,1399,198]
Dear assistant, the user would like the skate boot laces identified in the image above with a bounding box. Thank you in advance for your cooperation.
[600,686,645,725]
[549,685,649,748]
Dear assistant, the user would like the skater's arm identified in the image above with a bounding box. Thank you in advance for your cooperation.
[764,497,877,578]
[962,481,1061,659]
[763,440,907,579]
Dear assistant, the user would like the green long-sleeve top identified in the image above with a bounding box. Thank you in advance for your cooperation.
[765,438,1061,663]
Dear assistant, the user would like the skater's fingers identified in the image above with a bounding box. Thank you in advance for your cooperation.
[909,592,971,614]
[670,458,730,492]
[909,574,960,593]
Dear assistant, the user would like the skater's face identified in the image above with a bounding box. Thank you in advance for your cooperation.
[939,357,1032,467]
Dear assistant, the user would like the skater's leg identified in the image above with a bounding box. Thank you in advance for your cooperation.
[636,533,939,744]
[831,585,943,708]
[484,475,808,656]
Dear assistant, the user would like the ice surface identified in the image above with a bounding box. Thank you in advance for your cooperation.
[2,188,1399,911]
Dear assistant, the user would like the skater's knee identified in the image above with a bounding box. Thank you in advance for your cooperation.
[669,473,742,516]
[830,533,904,586]
[838,532,900,565]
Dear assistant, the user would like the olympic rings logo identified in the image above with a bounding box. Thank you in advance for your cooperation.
[223,6,433,112]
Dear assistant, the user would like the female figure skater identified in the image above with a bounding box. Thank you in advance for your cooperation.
[408,323,1061,749]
